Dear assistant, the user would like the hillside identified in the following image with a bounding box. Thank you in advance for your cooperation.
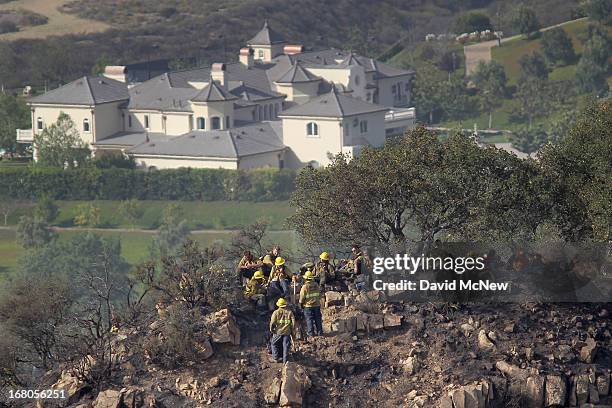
[0,0,580,90]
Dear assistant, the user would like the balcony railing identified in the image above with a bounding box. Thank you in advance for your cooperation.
[16,129,33,143]
[385,107,416,123]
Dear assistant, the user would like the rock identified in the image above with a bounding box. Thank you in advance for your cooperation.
[207,376,221,388]
[545,375,567,407]
[325,291,343,307]
[504,323,515,333]
[526,376,545,408]
[93,390,122,408]
[279,362,312,407]
[589,384,600,404]
[122,388,144,408]
[599,309,609,318]
[525,347,535,361]
[461,323,475,335]
[195,336,214,359]
[449,383,487,408]
[51,370,87,405]
[383,313,402,328]
[265,377,282,405]
[438,396,454,408]
[478,330,495,350]
[576,374,591,405]
[496,361,528,381]
[203,308,241,346]
[580,338,597,363]
[402,356,419,375]
[369,314,384,330]
[596,373,610,396]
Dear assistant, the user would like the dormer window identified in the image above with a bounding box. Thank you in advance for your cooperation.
[258,50,264,58]
[37,117,43,130]
[83,118,90,132]
[306,122,319,137]
[196,117,205,130]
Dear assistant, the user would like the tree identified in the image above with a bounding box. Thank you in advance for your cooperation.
[152,204,191,257]
[34,113,90,168]
[0,277,73,369]
[512,5,540,38]
[518,51,549,80]
[510,125,550,153]
[73,203,101,227]
[93,152,136,169]
[472,60,507,128]
[91,55,113,75]
[0,199,29,226]
[413,66,445,124]
[16,216,56,249]
[539,100,612,242]
[0,94,29,153]
[118,199,144,229]
[575,28,611,94]
[34,196,59,223]
[454,12,493,34]
[227,220,269,261]
[289,127,548,253]
[541,28,576,66]
[513,77,549,128]
[581,0,612,24]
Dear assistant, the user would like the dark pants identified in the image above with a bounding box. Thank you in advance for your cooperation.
[270,279,290,297]
[303,307,323,337]
[271,333,291,363]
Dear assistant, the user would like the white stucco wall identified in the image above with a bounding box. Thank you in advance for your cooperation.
[341,111,386,148]
[164,112,193,135]
[31,105,95,145]
[238,150,283,169]
[190,101,234,130]
[281,116,343,168]
[94,101,124,140]
[132,155,238,169]
[306,65,367,100]
[376,74,413,108]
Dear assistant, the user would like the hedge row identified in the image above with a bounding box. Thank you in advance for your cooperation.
[0,167,296,201]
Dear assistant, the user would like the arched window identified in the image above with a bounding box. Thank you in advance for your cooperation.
[196,117,205,130]
[37,117,43,130]
[306,122,318,137]
[225,116,230,129]
[211,116,221,130]
[83,118,90,132]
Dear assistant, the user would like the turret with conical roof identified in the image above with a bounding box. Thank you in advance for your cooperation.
[247,20,286,63]
[190,76,237,131]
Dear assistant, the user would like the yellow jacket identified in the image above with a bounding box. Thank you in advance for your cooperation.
[270,308,295,335]
[244,277,266,297]
[268,265,290,283]
[299,281,321,308]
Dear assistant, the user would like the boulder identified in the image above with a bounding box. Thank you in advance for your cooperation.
[526,376,545,408]
[402,356,419,375]
[355,313,384,332]
[264,377,281,405]
[122,388,144,408]
[580,338,598,363]
[449,384,486,408]
[93,390,122,408]
[545,375,567,407]
[576,374,591,405]
[195,336,214,359]
[279,362,311,407]
[589,383,600,403]
[203,308,241,346]
[496,361,528,381]
[51,370,87,405]
[324,291,343,307]
[478,330,495,350]
[383,313,402,328]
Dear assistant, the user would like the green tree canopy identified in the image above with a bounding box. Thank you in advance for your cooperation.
[472,60,507,128]
[512,5,540,38]
[33,113,90,168]
[519,51,549,80]
[0,94,29,153]
[16,216,57,249]
[581,0,612,24]
[454,12,493,34]
[541,28,576,66]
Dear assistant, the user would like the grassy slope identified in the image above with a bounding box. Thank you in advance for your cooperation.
[0,229,297,278]
[0,0,108,40]
[4,200,294,230]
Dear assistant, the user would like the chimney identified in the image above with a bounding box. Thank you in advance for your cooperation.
[239,47,254,68]
[103,65,128,83]
[284,45,305,55]
[211,63,226,87]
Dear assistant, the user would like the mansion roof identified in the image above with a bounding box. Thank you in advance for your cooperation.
[30,76,129,105]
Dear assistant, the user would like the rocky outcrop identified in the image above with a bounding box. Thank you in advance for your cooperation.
[203,308,241,346]
[93,390,122,408]
[265,363,312,407]
[438,380,494,408]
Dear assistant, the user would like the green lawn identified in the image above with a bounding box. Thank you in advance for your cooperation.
[5,200,294,230]
[492,19,612,85]
[0,229,297,278]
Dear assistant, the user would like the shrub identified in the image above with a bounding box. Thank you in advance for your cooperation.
[0,19,18,34]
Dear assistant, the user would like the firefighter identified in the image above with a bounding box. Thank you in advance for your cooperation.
[269,298,295,363]
[237,250,261,284]
[350,244,366,290]
[244,270,267,310]
[268,257,291,297]
[314,251,335,288]
[299,271,323,337]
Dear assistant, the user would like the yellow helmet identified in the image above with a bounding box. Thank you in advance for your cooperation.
[276,298,288,307]
[319,251,330,261]
[303,271,314,281]
[253,270,264,280]
[262,255,273,265]
[275,257,285,266]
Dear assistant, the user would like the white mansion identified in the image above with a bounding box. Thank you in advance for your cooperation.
[18,21,415,169]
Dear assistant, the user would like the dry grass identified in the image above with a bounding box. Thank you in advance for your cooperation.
[0,0,108,40]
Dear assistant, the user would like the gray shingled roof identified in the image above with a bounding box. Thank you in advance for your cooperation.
[280,86,388,118]
[275,63,320,84]
[247,20,285,45]
[30,76,129,105]
[128,74,197,111]
[192,80,237,102]
[127,122,284,158]
[93,131,166,147]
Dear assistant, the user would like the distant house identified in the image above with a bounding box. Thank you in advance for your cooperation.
[19,21,416,169]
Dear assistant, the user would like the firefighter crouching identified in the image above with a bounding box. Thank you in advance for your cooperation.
[244,270,267,311]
